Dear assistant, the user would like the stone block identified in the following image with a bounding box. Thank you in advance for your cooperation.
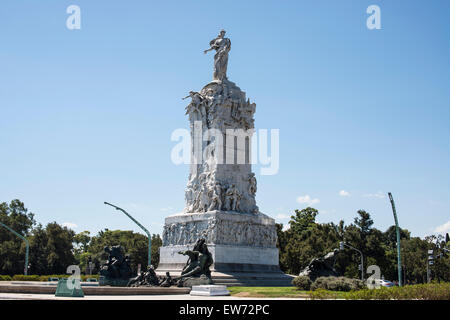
[190,285,230,296]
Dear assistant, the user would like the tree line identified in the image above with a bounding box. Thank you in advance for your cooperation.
[0,200,161,275]
[1,199,449,282]
[276,207,450,283]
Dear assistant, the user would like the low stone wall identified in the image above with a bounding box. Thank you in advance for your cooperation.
[0,282,190,295]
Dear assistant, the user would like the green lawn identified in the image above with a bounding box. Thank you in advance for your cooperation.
[228,286,309,298]
[227,283,450,300]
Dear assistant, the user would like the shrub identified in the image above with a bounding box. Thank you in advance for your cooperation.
[311,276,366,292]
[11,275,41,281]
[81,275,99,281]
[0,275,12,281]
[292,276,312,290]
[308,283,450,300]
[344,283,450,300]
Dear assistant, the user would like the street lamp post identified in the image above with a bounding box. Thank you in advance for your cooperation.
[427,249,434,283]
[0,221,29,275]
[104,202,151,268]
[340,241,364,281]
[388,192,403,286]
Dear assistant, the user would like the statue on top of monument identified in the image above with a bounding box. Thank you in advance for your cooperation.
[204,29,231,81]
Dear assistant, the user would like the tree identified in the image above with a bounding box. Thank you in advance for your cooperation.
[0,200,36,275]
[353,210,373,237]
[151,234,162,268]
[384,225,411,249]
[289,207,318,234]
[401,237,429,283]
[278,208,342,275]
[74,231,91,254]
[28,222,76,274]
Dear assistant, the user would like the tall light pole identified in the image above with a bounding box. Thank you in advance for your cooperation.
[388,192,403,286]
[340,241,364,281]
[0,221,29,275]
[104,202,151,268]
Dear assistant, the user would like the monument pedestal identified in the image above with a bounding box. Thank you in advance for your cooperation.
[156,211,294,286]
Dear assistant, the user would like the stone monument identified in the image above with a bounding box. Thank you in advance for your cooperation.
[156,30,292,286]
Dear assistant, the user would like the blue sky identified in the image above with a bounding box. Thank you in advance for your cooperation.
[1,0,449,238]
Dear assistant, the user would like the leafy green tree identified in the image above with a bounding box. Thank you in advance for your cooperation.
[151,234,162,268]
[279,208,341,275]
[289,207,318,234]
[353,210,373,238]
[28,222,76,274]
[384,225,411,249]
[401,237,429,283]
[0,200,36,275]
[74,231,91,254]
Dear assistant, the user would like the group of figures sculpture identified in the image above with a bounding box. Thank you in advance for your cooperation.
[99,245,133,286]
[185,175,257,213]
[99,241,213,288]
[298,249,340,281]
[182,30,259,215]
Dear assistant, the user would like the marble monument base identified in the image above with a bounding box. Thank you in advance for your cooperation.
[156,211,294,286]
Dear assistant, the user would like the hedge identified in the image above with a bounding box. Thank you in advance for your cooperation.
[308,282,450,300]
[0,274,99,282]
[310,276,366,292]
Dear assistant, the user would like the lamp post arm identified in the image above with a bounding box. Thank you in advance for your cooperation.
[104,202,150,236]
[342,242,364,281]
[343,242,362,255]
[104,202,152,267]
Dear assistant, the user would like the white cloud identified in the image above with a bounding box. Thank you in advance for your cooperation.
[339,190,350,197]
[296,195,320,206]
[276,213,290,220]
[62,222,77,229]
[282,224,290,231]
[434,221,450,234]
[363,191,385,199]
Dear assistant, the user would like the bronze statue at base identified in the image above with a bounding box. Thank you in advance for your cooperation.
[113,238,214,288]
[298,249,340,281]
[99,245,133,286]
[176,238,214,287]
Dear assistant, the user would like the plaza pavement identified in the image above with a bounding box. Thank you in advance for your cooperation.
[0,292,307,300]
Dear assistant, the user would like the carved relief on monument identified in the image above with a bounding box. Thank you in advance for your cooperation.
[162,218,277,248]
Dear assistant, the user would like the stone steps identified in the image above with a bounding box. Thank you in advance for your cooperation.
[209,272,294,287]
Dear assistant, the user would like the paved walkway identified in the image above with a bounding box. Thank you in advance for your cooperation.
[0,292,306,300]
